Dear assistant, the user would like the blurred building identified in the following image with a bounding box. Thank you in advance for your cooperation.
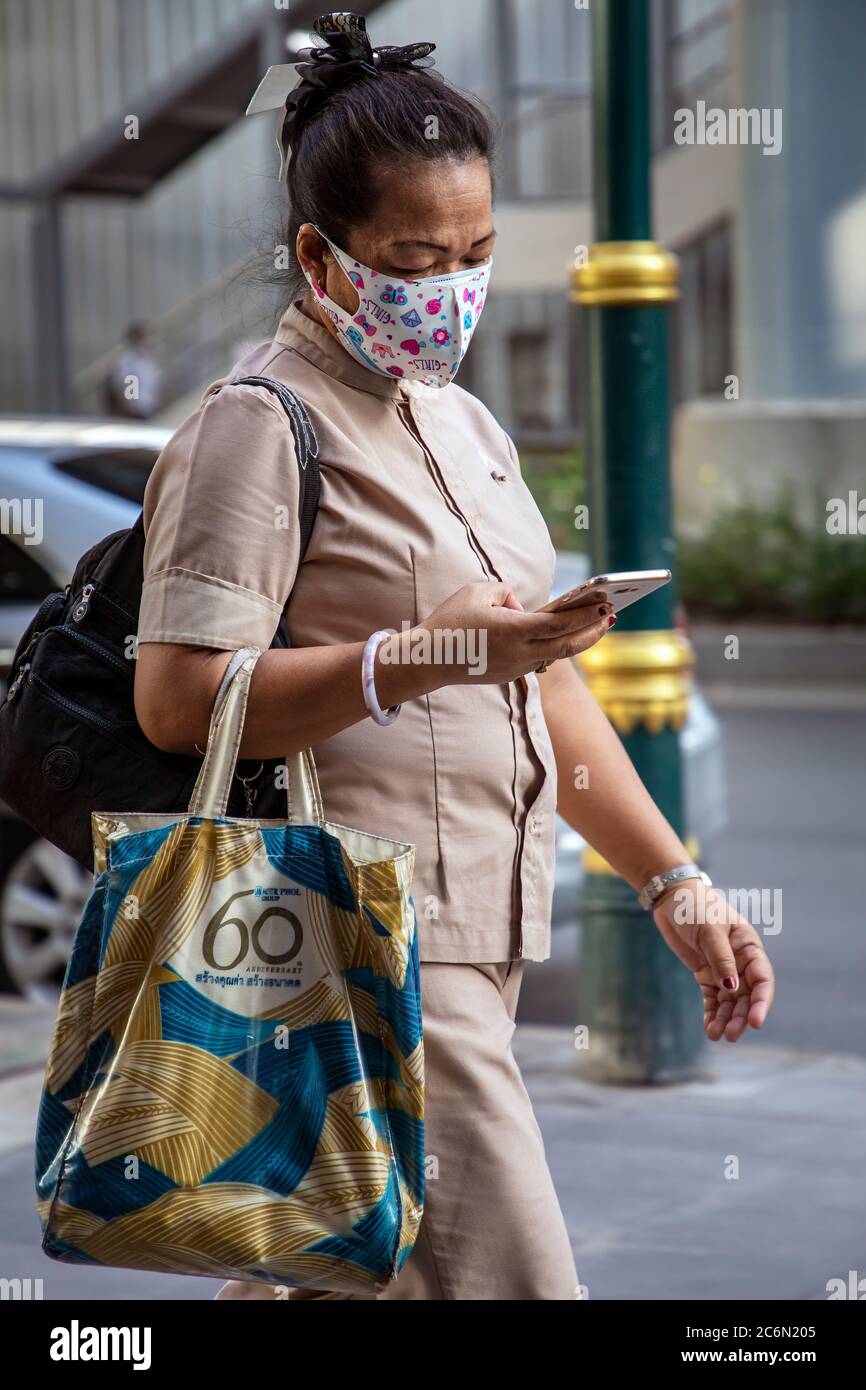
[1,0,864,528]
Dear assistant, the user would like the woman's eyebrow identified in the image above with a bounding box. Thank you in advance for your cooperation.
[389,230,497,251]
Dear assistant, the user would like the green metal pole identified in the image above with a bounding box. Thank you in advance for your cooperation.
[573,0,706,1083]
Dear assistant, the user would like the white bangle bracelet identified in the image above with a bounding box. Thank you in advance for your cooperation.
[362,629,401,726]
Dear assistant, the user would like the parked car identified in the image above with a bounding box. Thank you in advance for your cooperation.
[0,420,726,991]
[0,416,169,996]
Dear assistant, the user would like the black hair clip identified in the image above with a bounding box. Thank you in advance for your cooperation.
[312,12,434,67]
[302,12,436,95]
[245,11,437,180]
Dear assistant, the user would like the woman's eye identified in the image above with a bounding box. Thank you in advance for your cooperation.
[391,259,486,278]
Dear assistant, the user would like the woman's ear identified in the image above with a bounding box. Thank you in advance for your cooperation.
[296,223,328,292]
[297,224,360,315]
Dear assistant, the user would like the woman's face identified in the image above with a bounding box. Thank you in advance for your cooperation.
[297,155,495,327]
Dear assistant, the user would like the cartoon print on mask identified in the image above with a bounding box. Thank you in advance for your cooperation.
[303,226,493,388]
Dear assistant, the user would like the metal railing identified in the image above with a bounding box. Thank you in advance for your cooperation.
[0,0,270,183]
[73,251,282,416]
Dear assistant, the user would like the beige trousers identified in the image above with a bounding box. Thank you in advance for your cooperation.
[215,960,579,1301]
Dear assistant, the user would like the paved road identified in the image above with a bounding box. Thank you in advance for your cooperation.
[520,705,866,1058]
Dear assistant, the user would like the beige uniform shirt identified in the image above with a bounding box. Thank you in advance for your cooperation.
[139,302,559,963]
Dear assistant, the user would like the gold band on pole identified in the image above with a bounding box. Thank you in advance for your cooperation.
[572,241,680,307]
[577,628,695,735]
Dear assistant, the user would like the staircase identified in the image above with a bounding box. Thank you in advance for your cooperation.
[0,0,387,415]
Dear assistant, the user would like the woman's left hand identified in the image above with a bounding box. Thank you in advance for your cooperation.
[652,882,775,1042]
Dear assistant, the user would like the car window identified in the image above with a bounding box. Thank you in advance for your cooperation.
[52,449,159,504]
[0,535,56,600]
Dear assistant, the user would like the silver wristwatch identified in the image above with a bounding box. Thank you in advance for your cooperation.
[638,864,712,911]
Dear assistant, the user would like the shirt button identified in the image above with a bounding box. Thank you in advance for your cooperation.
[528,814,543,836]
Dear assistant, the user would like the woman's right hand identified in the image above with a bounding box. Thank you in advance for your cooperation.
[404,581,615,686]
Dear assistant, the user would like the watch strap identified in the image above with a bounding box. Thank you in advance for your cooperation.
[638,865,711,911]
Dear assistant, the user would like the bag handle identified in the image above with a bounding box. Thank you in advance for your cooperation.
[187,646,324,827]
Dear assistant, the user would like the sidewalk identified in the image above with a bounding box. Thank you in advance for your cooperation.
[0,998,57,1157]
[691,620,866,708]
[513,1025,866,1301]
[2,998,864,1301]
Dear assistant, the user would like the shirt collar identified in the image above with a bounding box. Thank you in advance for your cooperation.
[274,300,406,400]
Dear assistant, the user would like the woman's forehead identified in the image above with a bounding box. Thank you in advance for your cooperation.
[365,159,493,242]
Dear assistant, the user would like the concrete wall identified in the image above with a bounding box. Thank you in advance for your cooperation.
[673,399,866,536]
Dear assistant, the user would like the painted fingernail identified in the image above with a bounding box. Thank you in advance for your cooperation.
[723,975,737,990]
[607,615,617,627]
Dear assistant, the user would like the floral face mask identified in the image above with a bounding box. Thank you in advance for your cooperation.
[303,227,493,389]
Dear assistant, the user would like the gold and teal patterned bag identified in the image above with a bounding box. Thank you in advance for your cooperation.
[35,646,424,1294]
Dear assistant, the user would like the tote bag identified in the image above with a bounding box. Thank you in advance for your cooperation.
[35,646,424,1294]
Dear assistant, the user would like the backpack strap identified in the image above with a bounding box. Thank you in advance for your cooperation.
[223,374,321,562]
[132,376,321,562]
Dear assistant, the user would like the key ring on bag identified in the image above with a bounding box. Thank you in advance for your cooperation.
[195,744,265,816]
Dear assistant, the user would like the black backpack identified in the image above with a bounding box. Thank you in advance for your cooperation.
[0,376,320,871]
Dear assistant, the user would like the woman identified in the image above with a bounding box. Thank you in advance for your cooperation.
[134,12,775,1301]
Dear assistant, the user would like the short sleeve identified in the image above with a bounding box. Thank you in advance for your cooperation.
[138,383,301,649]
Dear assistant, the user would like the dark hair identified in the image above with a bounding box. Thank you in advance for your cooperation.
[282,67,497,297]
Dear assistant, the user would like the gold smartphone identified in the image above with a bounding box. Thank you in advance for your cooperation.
[538,569,672,616]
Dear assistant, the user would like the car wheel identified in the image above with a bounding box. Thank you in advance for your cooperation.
[0,822,91,998]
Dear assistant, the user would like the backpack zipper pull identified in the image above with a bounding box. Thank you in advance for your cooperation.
[72,583,94,622]
[4,622,47,702]
[6,662,31,703]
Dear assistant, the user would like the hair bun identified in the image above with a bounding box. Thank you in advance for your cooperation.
[282,11,437,154]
